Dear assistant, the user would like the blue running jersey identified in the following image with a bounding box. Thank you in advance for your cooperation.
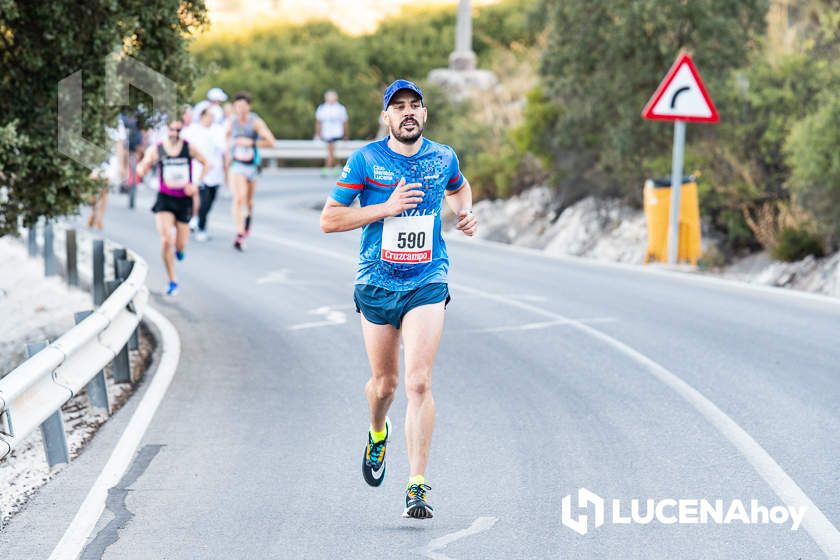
[330,137,465,291]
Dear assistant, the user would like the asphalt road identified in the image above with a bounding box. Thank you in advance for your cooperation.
[2,169,839,559]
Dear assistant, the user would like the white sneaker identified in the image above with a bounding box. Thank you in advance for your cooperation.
[189,216,198,232]
[195,231,209,242]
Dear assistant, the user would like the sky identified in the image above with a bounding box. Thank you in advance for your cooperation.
[205,0,501,35]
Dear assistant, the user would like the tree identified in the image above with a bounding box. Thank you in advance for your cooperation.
[535,0,767,203]
[0,0,208,236]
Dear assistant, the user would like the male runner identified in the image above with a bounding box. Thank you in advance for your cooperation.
[137,118,209,295]
[228,91,276,251]
[183,106,227,241]
[320,79,477,519]
[314,90,349,175]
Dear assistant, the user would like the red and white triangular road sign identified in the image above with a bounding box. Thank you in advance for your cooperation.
[642,53,719,123]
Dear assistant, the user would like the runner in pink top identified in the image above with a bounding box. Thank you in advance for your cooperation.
[137,118,210,296]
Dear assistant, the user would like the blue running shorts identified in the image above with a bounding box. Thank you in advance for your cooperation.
[354,283,450,329]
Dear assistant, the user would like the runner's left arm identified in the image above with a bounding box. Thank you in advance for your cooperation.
[254,118,276,149]
[445,179,476,236]
[188,143,211,185]
[443,149,477,236]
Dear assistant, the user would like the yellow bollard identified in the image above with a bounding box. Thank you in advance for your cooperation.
[644,177,702,265]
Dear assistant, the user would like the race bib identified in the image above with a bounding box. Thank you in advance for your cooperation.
[381,215,434,264]
[233,145,254,162]
[162,162,189,188]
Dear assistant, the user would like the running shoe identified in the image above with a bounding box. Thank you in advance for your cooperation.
[195,231,209,242]
[175,249,185,261]
[244,215,252,236]
[165,281,179,296]
[189,216,198,232]
[233,234,246,251]
[403,483,434,519]
[362,416,390,487]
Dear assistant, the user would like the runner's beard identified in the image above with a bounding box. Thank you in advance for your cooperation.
[390,119,423,144]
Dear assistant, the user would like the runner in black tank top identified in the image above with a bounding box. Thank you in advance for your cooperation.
[137,119,210,296]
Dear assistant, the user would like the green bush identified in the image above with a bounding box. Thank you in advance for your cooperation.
[532,0,767,203]
[191,0,538,140]
[772,227,825,262]
[785,92,840,243]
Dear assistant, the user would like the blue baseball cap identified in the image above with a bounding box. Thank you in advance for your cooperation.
[382,79,424,111]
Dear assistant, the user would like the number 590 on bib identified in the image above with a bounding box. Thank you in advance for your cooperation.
[381,215,434,264]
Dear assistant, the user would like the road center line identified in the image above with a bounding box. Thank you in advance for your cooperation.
[416,516,498,560]
[48,306,181,560]
[246,228,840,558]
[453,284,840,559]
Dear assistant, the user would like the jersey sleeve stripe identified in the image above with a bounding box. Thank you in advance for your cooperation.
[448,172,461,184]
[336,181,364,190]
[365,176,398,188]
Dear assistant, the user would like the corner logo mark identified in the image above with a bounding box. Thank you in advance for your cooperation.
[58,51,176,170]
[561,487,605,536]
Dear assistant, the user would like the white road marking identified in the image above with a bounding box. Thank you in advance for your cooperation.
[450,317,616,334]
[288,305,347,331]
[508,294,548,303]
[448,236,840,309]
[243,226,840,558]
[255,269,292,284]
[417,516,498,560]
[255,268,323,286]
[454,284,840,560]
[48,306,181,560]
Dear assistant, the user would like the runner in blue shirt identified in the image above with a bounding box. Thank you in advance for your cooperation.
[321,79,477,519]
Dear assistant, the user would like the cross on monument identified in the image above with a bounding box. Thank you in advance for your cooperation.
[449,0,477,71]
[427,0,496,98]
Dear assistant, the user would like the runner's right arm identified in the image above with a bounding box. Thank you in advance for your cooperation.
[136,145,159,178]
[320,178,424,233]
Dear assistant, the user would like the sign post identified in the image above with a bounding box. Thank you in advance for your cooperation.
[642,53,719,264]
[668,120,686,265]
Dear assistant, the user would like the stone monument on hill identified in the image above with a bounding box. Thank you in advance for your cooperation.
[427,0,497,100]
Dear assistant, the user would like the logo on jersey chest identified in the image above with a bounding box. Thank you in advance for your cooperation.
[373,165,395,183]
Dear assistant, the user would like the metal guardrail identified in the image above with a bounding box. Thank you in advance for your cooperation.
[0,231,149,465]
[260,139,369,164]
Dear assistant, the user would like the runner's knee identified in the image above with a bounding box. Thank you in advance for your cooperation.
[404,374,431,399]
[377,376,398,399]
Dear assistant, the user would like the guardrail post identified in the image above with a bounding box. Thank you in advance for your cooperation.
[112,247,127,279]
[106,280,132,384]
[44,221,57,277]
[66,229,79,287]
[25,341,70,468]
[116,259,139,351]
[27,223,38,257]
[92,239,105,305]
[74,311,111,415]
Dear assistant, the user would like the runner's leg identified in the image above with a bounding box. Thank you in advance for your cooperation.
[326,142,336,169]
[231,172,247,234]
[400,301,446,478]
[245,177,257,229]
[198,186,217,231]
[155,211,177,282]
[190,192,200,229]
[174,220,190,253]
[360,315,400,433]
[95,187,108,229]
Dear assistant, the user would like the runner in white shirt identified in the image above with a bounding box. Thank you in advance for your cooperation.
[183,107,228,241]
[314,90,349,175]
[192,87,228,126]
